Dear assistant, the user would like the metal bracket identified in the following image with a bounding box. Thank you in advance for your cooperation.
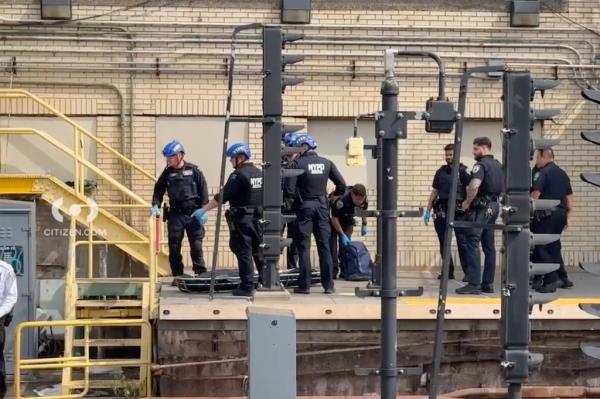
[358,208,423,218]
[355,365,422,377]
[451,221,505,230]
[355,286,423,298]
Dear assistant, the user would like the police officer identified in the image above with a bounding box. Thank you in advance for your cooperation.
[329,184,368,279]
[282,132,300,270]
[424,144,471,281]
[0,259,17,399]
[457,137,503,295]
[152,140,209,279]
[195,143,264,297]
[530,148,574,293]
[286,134,346,294]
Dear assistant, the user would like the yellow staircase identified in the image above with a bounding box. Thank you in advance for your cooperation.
[0,174,170,276]
[0,89,163,397]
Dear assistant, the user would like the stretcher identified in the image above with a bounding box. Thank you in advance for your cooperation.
[174,267,322,293]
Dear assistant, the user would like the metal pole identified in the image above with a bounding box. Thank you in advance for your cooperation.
[508,383,522,399]
[379,71,400,399]
[428,65,504,399]
[209,23,262,300]
[372,137,383,286]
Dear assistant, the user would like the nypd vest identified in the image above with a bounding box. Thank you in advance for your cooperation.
[230,163,263,208]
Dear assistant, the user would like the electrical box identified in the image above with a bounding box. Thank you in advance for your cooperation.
[347,136,366,166]
[0,200,36,376]
[425,98,456,133]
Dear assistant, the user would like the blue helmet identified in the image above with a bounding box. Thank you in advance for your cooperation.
[294,134,317,149]
[226,143,251,159]
[162,140,185,157]
[283,132,300,146]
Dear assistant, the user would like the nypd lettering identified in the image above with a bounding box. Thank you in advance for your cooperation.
[308,163,325,174]
[250,177,263,189]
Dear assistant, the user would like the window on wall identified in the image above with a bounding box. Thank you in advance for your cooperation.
[307,119,376,193]
[155,117,248,193]
[0,117,96,182]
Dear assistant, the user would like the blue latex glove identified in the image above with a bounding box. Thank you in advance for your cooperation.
[423,210,431,225]
[340,234,351,247]
[150,205,160,216]
[191,208,208,225]
[361,225,368,236]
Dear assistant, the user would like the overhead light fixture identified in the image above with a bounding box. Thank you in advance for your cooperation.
[40,0,72,20]
[281,0,311,24]
[510,0,540,28]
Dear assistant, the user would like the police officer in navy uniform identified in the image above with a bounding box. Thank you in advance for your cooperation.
[530,148,574,293]
[282,132,300,269]
[286,134,346,294]
[195,143,264,297]
[457,137,503,295]
[329,184,369,279]
[152,140,209,279]
[424,143,471,280]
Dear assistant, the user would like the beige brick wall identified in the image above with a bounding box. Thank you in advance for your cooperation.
[0,0,598,270]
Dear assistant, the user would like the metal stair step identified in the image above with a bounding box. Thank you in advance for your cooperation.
[76,299,142,308]
[77,280,145,298]
[76,308,143,318]
[73,338,142,347]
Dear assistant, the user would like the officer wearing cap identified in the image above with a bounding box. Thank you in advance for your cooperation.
[282,132,300,270]
[329,184,368,279]
[286,134,346,294]
[424,143,471,281]
[152,140,209,279]
[457,137,503,295]
[530,148,574,293]
[195,143,264,297]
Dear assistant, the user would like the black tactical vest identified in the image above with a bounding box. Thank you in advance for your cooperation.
[230,163,263,208]
[166,164,199,208]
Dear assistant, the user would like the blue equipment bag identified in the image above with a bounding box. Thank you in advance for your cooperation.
[341,241,373,281]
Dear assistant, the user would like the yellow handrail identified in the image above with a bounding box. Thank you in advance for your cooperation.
[0,89,156,182]
[15,319,152,399]
[0,127,147,205]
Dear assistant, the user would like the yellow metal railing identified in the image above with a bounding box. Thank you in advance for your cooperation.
[0,88,155,197]
[0,127,147,205]
[15,319,152,399]
[65,215,160,319]
[0,90,162,397]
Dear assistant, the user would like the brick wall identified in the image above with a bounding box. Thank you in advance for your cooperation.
[0,0,598,270]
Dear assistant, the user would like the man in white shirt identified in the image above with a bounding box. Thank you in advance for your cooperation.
[0,260,17,399]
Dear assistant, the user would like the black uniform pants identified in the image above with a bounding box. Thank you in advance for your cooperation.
[330,220,353,278]
[463,202,499,286]
[282,220,299,269]
[0,320,5,399]
[167,210,206,276]
[296,201,334,291]
[434,214,470,278]
[230,214,264,292]
[531,209,568,285]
